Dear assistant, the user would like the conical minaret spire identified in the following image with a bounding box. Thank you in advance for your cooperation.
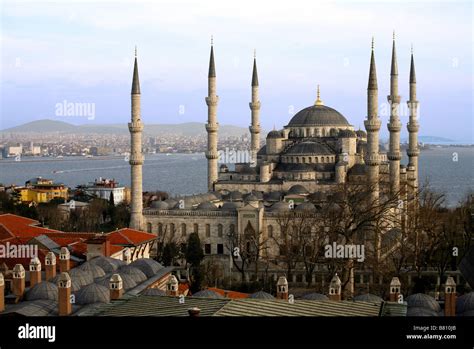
[364,37,381,204]
[205,38,219,191]
[407,47,419,188]
[249,51,261,166]
[387,32,402,196]
[129,48,144,230]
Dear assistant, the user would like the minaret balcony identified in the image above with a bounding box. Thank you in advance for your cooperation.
[365,154,380,166]
[206,123,219,132]
[129,154,144,165]
[249,125,261,133]
[407,123,419,132]
[387,152,402,161]
[364,119,381,132]
[407,149,420,157]
[249,101,261,110]
[387,95,401,104]
[128,122,144,132]
[387,122,402,132]
[205,150,219,160]
[205,96,219,106]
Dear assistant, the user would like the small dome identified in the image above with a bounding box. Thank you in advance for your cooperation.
[456,292,474,314]
[50,274,81,292]
[197,201,218,210]
[339,129,356,138]
[353,293,383,303]
[302,293,329,301]
[150,201,169,209]
[221,202,242,210]
[78,262,106,279]
[271,202,291,212]
[288,185,309,195]
[356,130,367,137]
[141,288,167,296]
[25,281,58,301]
[406,293,441,313]
[192,289,224,299]
[130,258,163,278]
[295,202,316,211]
[284,142,334,156]
[89,256,125,274]
[118,265,147,283]
[267,130,282,138]
[229,191,243,201]
[250,191,264,200]
[164,199,178,208]
[245,193,260,202]
[69,268,94,287]
[249,291,275,300]
[264,191,281,202]
[75,283,110,305]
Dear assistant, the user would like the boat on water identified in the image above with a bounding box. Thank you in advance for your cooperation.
[52,170,64,174]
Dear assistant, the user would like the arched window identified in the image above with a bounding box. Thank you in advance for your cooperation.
[326,156,330,162]
[315,157,318,163]
[206,224,211,237]
[229,224,235,234]
[181,223,187,237]
[170,223,175,234]
[267,225,273,238]
[147,222,152,233]
[218,224,223,237]
[302,157,306,163]
[194,223,199,234]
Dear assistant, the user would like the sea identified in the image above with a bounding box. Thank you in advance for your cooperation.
[0,147,472,207]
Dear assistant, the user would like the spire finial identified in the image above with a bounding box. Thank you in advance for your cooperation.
[135,46,137,58]
[253,48,256,59]
[211,35,213,46]
[411,44,413,54]
[315,85,323,105]
[371,36,374,51]
[393,30,395,41]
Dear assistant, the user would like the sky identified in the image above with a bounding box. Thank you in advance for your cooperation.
[0,0,472,142]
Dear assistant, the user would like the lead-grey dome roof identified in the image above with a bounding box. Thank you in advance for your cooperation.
[407,307,440,317]
[75,283,110,305]
[130,258,163,278]
[353,293,383,303]
[264,191,281,202]
[271,202,291,211]
[249,291,275,299]
[295,202,316,211]
[406,293,441,312]
[192,289,224,299]
[50,274,81,292]
[288,185,309,195]
[118,265,147,283]
[288,105,350,127]
[221,202,242,210]
[267,130,282,138]
[150,201,169,209]
[284,141,334,155]
[89,256,125,273]
[302,293,329,301]
[77,262,106,279]
[95,273,137,290]
[197,201,218,211]
[25,281,58,301]
[456,292,474,314]
[68,268,94,287]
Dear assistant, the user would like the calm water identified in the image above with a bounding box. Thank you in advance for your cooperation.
[0,147,472,206]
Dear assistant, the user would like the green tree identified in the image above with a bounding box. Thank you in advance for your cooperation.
[185,233,204,293]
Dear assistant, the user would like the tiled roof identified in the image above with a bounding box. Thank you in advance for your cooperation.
[208,287,249,299]
[108,228,156,246]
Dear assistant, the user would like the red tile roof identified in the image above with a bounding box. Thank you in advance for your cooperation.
[108,228,156,246]
[208,287,250,299]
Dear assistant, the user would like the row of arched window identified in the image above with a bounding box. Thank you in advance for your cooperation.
[282,156,335,164]
[147,222,235,238]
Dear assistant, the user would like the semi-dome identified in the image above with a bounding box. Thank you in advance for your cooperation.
[302,293,329,301]
[164,199,178,208]
[229,191,243,201]
[25,281,58,301]
[339,129,357,138]
[288,185,309,195]
[284,141,334,155]
[264,191,281,202]
[267,130,282,138]
[288,105,350,127]
[192,289,224,299]
[356,130,367,137]
[249,291,275,299]
[75,283,110,305]
[353,293,383,303]
[150,201,169,210]
[77,262,106,279]
[118,265,147,283]
[406,293,441,312]
[130,258,163,278]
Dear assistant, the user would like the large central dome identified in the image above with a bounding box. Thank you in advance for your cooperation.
[287,104,350,127]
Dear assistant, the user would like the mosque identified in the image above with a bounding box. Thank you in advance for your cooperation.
[127,36,420,277]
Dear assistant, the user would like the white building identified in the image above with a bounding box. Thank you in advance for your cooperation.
[81,177,125,205]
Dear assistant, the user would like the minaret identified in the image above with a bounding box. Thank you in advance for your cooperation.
[129,47,144,230]
[407,46,420,188]
[249,50,261,166]
[364,38,381,203]
[205,37,219,191]
[387,32,402,196]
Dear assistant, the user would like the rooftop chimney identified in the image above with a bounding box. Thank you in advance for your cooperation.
[166,275,179,296]
[29,257,42,288]
[86,235,111,260]
[45,251,57,281]
[59,247,70,273]
[329,274,342,301]
[12,264,25,300]
[0,272,4,312]
[123,247,132,265]
[389,277,401,302]
[109,274,123,300]
[444,276,456,317]
[276,276,289,300]
[188,307,201,317]
[57,272,72,316]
